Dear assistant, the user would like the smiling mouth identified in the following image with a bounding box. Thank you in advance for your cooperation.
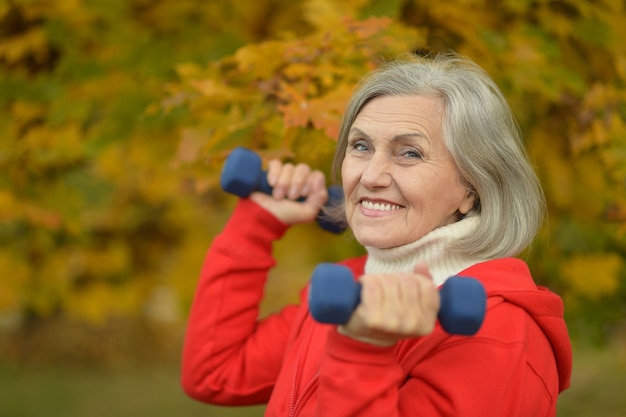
[360,200,404,212]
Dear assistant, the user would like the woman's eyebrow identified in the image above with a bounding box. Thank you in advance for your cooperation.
[348,127,431,150]
[348,127,370,139]
[391,133,430,146]
[349,127,429,145]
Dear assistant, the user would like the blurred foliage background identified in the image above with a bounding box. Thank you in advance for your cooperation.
[1,0,625,416]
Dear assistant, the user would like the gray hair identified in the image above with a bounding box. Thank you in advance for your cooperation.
[330,52,545,259]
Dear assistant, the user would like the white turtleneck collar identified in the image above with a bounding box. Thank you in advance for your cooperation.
[364,215,485,287]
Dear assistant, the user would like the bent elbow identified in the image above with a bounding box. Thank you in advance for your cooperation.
[180,362,234,405]
[180,356,213,403]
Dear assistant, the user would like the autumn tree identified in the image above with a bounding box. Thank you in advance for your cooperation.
[165,0,626,344]
[0,0,279,325]
[0,0,625,355]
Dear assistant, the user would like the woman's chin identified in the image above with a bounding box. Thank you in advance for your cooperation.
[353,232,404,249]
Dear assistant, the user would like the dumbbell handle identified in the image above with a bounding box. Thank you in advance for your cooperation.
[308,263,487,336]
[221,147,344,233]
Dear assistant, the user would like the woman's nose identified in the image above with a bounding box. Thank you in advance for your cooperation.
[360,153,392,189]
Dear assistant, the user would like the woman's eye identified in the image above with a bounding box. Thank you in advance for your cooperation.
[400,148,423,160]
[349,140,369,152]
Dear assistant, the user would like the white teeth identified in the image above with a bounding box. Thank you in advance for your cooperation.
[361,200,402,211]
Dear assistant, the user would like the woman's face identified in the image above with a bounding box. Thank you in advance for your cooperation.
[341,95,476,249]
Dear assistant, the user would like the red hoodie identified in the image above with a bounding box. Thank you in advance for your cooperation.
[182,199,572,417]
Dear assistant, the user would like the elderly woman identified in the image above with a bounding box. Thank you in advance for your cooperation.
[181,52,572,417]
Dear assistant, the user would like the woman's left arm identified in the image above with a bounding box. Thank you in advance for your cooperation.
[316,299,560,417]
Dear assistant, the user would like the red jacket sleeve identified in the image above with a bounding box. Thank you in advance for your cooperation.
[181,198,298,405]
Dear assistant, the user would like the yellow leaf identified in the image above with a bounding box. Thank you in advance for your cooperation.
[561,253,623,300]
[303,0,355,30]
[0,253,29,311]
[234,41,285,78]
[529,130,575,209]
[278,100,309,129]
[308,84,354,140]
[0,27,48,64]
[173,128,208,165]
[64,282,116,325]
[0,190,18,221]
[348,15,393,40]
[23,203,62,230]
[11,101,46,125]
[191,78,237,100]
[175,62,203,79]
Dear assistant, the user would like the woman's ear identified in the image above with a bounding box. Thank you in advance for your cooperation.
[458,186,477,215]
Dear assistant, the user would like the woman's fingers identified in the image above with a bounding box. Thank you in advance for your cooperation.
[267,161,314,200]
[254,159,328,225]
[339,269,441,346]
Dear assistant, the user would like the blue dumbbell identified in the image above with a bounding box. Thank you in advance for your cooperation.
[220,147,345,234]
[308,263,487,336]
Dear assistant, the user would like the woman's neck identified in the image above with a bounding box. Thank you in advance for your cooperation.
[364,216,484,286]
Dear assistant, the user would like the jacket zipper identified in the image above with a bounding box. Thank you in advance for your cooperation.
[289,371,319,417]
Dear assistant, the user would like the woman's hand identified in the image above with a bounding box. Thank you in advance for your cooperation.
[338,263,441,347]
[249,159,329,226]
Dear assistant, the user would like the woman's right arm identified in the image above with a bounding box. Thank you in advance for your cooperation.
[181,198,295,405]
[182,159,329,405]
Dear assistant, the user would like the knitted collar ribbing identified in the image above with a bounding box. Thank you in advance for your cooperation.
[364,215,484,287]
